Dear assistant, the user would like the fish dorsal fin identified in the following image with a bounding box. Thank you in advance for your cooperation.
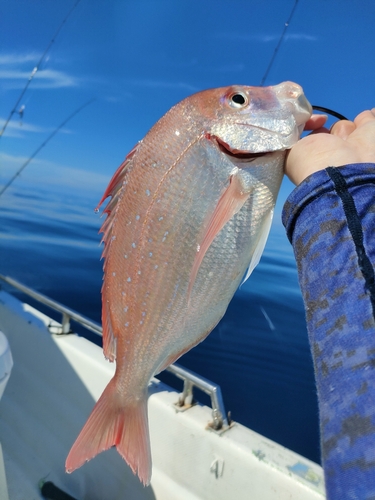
[241,209,273,285]
[188,170,251,299]
[97,142,139,261]
[96,142,139,361]
[96,142,139,214]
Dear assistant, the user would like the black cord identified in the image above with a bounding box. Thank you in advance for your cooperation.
[312,105,349,121]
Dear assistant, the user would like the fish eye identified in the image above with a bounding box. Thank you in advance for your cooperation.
[228,92,248,109]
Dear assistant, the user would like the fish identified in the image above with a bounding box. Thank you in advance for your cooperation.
[65,81,312,485]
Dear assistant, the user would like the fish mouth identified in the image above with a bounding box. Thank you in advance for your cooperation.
[215,136,270,161]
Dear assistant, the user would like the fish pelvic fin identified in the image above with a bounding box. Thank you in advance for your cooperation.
[65,378,151,486]
[187,170,251,299]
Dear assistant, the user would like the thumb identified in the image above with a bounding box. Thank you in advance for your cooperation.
[330,120,356,140]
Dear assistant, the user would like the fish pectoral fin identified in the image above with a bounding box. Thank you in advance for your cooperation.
[241,209,273,285]
[188,171,251,298]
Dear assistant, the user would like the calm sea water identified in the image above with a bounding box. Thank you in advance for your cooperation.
[0,174,320,464]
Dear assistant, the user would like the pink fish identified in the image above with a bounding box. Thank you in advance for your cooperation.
[66,82,312,484]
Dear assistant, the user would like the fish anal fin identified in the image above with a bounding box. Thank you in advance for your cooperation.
[188,171,251,298]
[66,378,151,486]
[156,325,214,374]
[157,349,188,374]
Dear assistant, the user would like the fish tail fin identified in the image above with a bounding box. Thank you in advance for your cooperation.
[65,378,151,485]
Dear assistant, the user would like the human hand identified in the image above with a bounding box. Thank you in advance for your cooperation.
[285,108,375,185]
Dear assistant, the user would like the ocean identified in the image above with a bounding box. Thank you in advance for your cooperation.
[0,171,320,465]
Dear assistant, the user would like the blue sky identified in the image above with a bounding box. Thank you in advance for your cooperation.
[1,0,375,209]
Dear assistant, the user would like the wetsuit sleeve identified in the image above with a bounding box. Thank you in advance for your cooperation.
[282,164,375,500]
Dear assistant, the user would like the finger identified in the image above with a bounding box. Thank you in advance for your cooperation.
[353,109,375,127]
[308,127,331,136]
[304,114,328,131]
[330,120,356,140]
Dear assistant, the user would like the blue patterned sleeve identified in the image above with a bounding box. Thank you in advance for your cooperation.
[282,164,375,500]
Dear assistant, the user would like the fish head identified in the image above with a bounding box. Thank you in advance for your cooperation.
[197,81,312,154]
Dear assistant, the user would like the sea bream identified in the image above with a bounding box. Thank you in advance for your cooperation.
[66,81,312,484]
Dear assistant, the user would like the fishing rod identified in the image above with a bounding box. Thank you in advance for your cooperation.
[0,98,95,198]
[0,0,82,140]
[260,0,299,87]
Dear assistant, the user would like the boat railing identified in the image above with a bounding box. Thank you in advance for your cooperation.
[0,273,229,431]
[0,274,102,336]
[167,363,229,430]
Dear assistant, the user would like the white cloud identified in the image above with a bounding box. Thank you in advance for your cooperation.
[0,51,79,89]
[0,152,109,193]
[286,34,317,41]
[0,118,45,137]
[125,77,199,92]
[0,52,41,65]
[0,117,72,138]
[0,67,78,89]
[215,32,317,43]
[217,63,246,73]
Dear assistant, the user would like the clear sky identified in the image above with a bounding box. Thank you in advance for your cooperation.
[1,0,375,209]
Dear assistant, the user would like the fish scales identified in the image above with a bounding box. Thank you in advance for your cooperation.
[66,82,312,484]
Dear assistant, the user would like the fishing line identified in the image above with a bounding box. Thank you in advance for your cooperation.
[0,0,82,141]
[0,98,95,198]
[260,0,299,86]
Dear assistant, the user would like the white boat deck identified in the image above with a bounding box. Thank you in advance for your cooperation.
[0,288,325,499]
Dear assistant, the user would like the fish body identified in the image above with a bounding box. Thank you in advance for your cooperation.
[66,82,312,484]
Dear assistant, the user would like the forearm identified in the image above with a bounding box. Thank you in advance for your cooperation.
[282,164,375,499]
